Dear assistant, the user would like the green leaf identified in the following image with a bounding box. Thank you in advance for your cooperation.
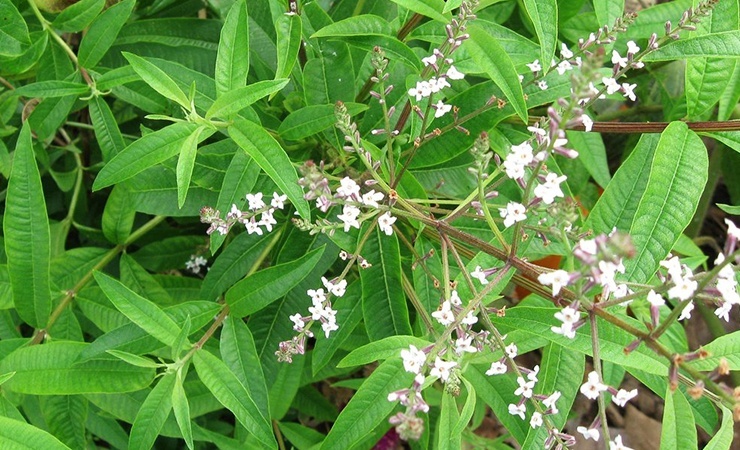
[278,103,368,140]
[206,79,289,119]
[172,371,194,450]
[202,231,272,300]
[106,350,161,368]
[129,372,176,450]
[78,0,135,68]
[717,203,740,215]
[275,13,302,82]
[437,388,462,450]
[123,52,191,109]
[3,122,51,329]
[302,40,355,107]
[337,335,432,368]
[193,350,276,449]
[40,395,88,450]
[310,15,394,38]
[521,0,558,66]
[0,371,15,385]
[93,122,200,190]
[176,126,205,208]
[660,388,697,450]
[387,0,449,23]
[705,405,734,450]
[228,119,311,219]
[51,0,105,33]
[94,271,182,347]
[0,341,155,394]
[215,0,249,98]
[625,122,708,283]
[646,30,740,60]
[452,377,476,436]
[687,330,740,371]
[89,95,127,162]
[0,0,30,57]
[594,0,623,38]
[221,317,270,419]
[0,416,71,450]
[321,358,413,449]
[102,185,136,244]
[226,246,325,317]
[360,227,412,340]
[312,281,364,375]
[566,131,611,188]
[466,26,528,124]
[9,81,90,99]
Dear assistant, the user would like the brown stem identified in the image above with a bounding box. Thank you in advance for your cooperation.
[570,120,740,134]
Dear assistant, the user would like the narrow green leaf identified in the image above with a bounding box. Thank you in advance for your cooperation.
[123,52,190,108]
[465,365,528,444]
[646,30,740,60]
[119,253,173,306]
[275,13,302,82]
[0,0,30,57]
[89,95,127,162]
[566,131,611,188]
[466,26,528,124]
[206,79,289,119]
[40,395,88,450]
[202,231,272,300]
[452,378,476,436]
[193,350,276,449]
[521,0,558,66]
[94,271,182,347]
[221,317,270,419]
[228,119,311,219]
[51,0,105,33]
[78,0,135,68]
[226,247,325,317]
[437,389,462,450]
[302,41,355,107]
[705,405,734,450]
[176,126,205,208]
[360,227,412,340]
[279,103,368,140]
[337,335,432,368]
[0,372,15,385]
[3,122,51,328]
[9,81,90,98]
[660,388,697,450]
[387,0,449,23]
[102,185,136,244]
[626,122,708,283]
[0,341,155,394]
[0,416,71,450]
[172,372,194,450]
[717,203,740,215]
[215,0,249,98]
[687,330,740,371]
[342,35,422,70]
[92,122,200,190]
[310,15,394,38]
[321,358,414,450]
[129,372,176,450]
[106,350,161,369]
[594,0,623,38]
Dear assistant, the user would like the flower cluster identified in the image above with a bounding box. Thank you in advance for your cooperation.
[185,254,208,275]
[200,191,287,236]
[576,371,637,443]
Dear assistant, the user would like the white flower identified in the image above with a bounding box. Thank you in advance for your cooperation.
[400,345,427,374]
[715,302,732,322]
[534,172,567,204]
[510,141,534,165]
[577,426,600,441]
[290,313,305,331]
[538,270,571,296]
[446,65,465,80]
[611,50,628,68]
[422,54,437,66]
[612,388,638,407]
[602,77,621,95]
[307,288,326,305]
[529,412,543,428]
[337,205,361,232]
[246,192,265,210]
[499,202,527,228]
[556,60,572,75]
[667,277,698,301]
[378,212,396,236]
[621,83,637,101]
[660,255,684,280]
[542,391,561,414]
[449,290,462,306]
[626,40,640,55]
[610,435,633,450]
[360,190,383,208]
[515,376,535,398]
[537,80,548,91]
[321,277,347,297]
[725,218,740,240]
[429,357,457,382]
[678,301,695,321]
[434,100,452,118]
[505,343,518,358]
[526,59,542,72]
[462,311,478,326]
[271,192,287,209]
[245,218,263,235]
[408,80,431,101]
[647,290,665,307]
[336,177,360,199]
[260,210,277,232]
[503,159,525,179]
[486,361,507,375]
[580,371,608,400]
[561,43,574,59]
[432,301,455,326]
[582,114,593,132]
[508,403,526,420]
[322,319,338,338]
[455,336,477,354]
[527,365,539,383]
[471,266,489,285]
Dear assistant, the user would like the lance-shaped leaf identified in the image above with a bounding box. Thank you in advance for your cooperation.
[206,79,289,119]
[387,0,449,23]
[228,119,310,219]
[0,0,30,57]
[94,271,182,347]
[40,395,88,450]
[194,350,276,449]
[338,335,432,368]
[521,0,557,65]
[51,0,105,33]
[89,95,127,162]
[92,122,200,191]
[705,405,734,450]
[172,371,194,450]
[278,103,368,140]
[123,52,191,109]
[129,372,176,450]
[625,122,707,283]
[215,0,249,97]
[3,122,51,328]
[78,0,135,68]
[226,246,324,317]
[310,15,394,38]
[8,80,90,98]
[437,387,462,449]
[176,126,206,208]
[221,317,270,419]
[0,416,71,450]
[102,185,136,244]
[466,26,528,124]
[202,231,273,301]
[660,388,697,450]
[275,13,302,82]
[360,227,412,341]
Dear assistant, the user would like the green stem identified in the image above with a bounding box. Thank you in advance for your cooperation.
[590,312,611,443]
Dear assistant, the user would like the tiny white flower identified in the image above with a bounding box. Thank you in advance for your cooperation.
[336,177,361,199]
[434,100,452,118]
[446,65,465,80]
[307,288,326,305]
[556,60,572,75]
[626,40,640,55]
[321,319,338,338]
[337,204,361,232]
[610,435,633,450]
[455,336,477,354]
[529,412,543,428]
[580,371,608,400]
[526,59,542,72]
[533,172,567,205]
[612,388,638,407]
[725,218,740,240]
[401,345,427,374]
[602,77,621,95]
[647,290,665,307]
[621,83,637,101]
[432,301,455,326]
[527,365,539,383]
[361,190,384,208]
[577,426,600,441]
[271,192,287,209]
[582,114,593,132]
[537,80,548,91]
[471,266,489,285]
[462,311,478,326]
[715,302,732,322]
[245,218,263,235]
[611,50,628,68]
[246,192,265,210]
[449,290,462,306]
[505,343,518,358]
[667,277,698,301]
[678,301,695,321]
[538,270,571,296]
[486,361,507,375]
[378,212,396,236]
[422,53,437,66]
[561,43,574,59]
[499,202,527,228]
[429,357,457,382]
[542,391,561,414]
[508,403,526,420]
[515,376,535,398]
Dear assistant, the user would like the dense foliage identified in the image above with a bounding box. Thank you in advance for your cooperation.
[0,0,739,449]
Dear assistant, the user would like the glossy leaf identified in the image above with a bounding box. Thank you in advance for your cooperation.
[123,52,191,108]
[466,25,528,124]
[172,372,194,450]
[78,0,135,68]
[660,388,697,450]
[215,0,249,97]
[228,119,311,219]
[129,372,176,450]
[594,0,623,37]
[625,122,707,283]
[437,388,462,450]
[40,396,87,450]
[3,122,51,328]
[465,365,528,444]
[193,350,276,449]
[388,0,448,23]
[51,0,105,33]
[275,13,302,82]
[338,335,432,368]
[279,102,368,140]
[521,0,557,66]
[0,416,71,450]
[452,377,476,436]
[310,15,394,38]
[206,79,289,119]
[687,330,740,371]
[9,81,90,98]
[360,227,412,341]
[343,35,422,70]
[176,126,206,208]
